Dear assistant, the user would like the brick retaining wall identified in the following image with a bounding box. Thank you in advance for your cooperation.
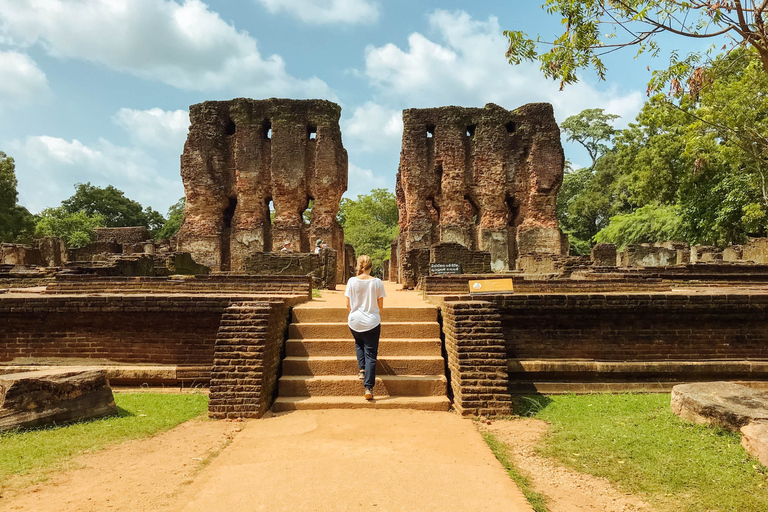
[441,300,511,416]
[45,274,312,299]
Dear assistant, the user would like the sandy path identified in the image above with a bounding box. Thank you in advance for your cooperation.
[0,419,243,512]
[164,409,533,512]
[481,418,655,512]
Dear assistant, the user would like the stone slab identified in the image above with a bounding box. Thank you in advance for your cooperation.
[671,381,768,431]
[0,368,117,431]
[741,420,768,467]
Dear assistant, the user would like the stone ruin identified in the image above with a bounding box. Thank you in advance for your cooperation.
[393,103,566,285]
[176,98,348,281]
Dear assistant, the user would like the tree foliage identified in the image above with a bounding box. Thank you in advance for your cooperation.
[155,197,185,240]
[61,183,165,235]
[338,189,398,275]
[0,152,35,243]
[561,49,768,249]
[505,0,768,92]
[561,108,620,167]
[34,208,105,248]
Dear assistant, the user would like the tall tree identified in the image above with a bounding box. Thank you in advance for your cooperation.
[34,208,105,248]
[61,183,165,235]
[0,151,35,243]
[155,197,185,240]
[561,108,620,168]
[505,1,768,92]
[338,189,398,274]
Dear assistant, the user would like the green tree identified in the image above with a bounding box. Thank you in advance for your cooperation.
[155,197,185,240]
[561,108,620,168]
[504,0,768,91]
[0,152,35,243]
[338,189,398,274]
[61,183,165,235]
[34,208,105,248]
[594,204,685,248]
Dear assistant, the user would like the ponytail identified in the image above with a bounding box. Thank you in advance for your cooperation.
[356,255,372,275]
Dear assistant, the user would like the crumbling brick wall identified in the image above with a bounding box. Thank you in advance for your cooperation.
[430,242,491,274]
[395,103,565,283]
[209,300,289,419]
[176,98,348,281]
[441,300,512,416]
[94,227,151,245]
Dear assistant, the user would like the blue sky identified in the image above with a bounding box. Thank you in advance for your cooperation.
[0,0,714,216]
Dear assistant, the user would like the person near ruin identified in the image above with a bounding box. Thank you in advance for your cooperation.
[314,239,322,254]
[345,254,386,400]
[280,241,291,252]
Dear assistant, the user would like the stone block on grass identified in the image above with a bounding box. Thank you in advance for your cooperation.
[0,368,117,432]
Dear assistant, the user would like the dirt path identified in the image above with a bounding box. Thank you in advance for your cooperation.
[0,419,243,512]
[480,418,655,512]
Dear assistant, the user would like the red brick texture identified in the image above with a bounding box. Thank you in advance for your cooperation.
[208,301,289,419]
[45,274,312,299]
[441,300,512,416]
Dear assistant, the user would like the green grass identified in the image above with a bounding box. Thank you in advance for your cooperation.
[311,288,322,298]
[483,431,548,512]
[523,393,768,512]
[0,392,208,487]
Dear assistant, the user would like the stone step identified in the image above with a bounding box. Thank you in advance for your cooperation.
[272,395,451,412]
[277,375,447,397]
[292,307,438,323]
[285,338,442,357]
[281,356,445,376]
[288,322,440,340]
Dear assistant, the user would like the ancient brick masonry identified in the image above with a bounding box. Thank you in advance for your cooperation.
[177,98,348,280]
[395,103,565,282]
[441,300,512,416]
[209,301,288,419]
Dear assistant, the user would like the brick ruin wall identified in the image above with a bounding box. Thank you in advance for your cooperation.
[176,98,347,281]
[94,227,151,245]
[395,102,565,285]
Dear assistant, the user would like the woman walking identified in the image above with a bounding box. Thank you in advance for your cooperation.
[345,255,386,400]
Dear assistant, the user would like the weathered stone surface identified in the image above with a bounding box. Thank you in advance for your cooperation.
[743,238,768,263]
[691,245,723,263]
[723,245,744,262]
[618,244,679,267]
[394,102,565,283]
[0,368,117,432]
[671,382,768,431]
[94,227,151,245]
[1,244,42,266]
[243,248,337,289]
[741,420,768,467]
[176,98,347,281]
[590,243,616,267]
[36,237,67,266]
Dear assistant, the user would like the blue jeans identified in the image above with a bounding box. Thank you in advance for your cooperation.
[351,324,380,390]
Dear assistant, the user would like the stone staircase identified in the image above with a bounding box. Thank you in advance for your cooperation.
[272,305,451,411]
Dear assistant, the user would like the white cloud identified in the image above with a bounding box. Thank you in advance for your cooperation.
[0,51,49,108]
[113,108,189,150]
[345,163,388,198]
[0,0,333,98]
[8,135,182,214]
[362,9,643,122]
[256,0,378,25]
[341,102,402,153]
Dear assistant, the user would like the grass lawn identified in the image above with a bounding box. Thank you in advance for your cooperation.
[0,392,208,487]
[519,393,768,512]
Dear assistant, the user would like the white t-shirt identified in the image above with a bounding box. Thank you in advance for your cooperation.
[345,276,386,332]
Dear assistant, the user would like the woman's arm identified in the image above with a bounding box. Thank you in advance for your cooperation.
[377,296,384,311]
[346,296,351,312]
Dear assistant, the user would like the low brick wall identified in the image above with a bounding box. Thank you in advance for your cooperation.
[45,274,312,299]
[440,291,768,408]
[0,294,306,387]
[421,274,670,295]
[441,300,511,416]
[209,300,289,419]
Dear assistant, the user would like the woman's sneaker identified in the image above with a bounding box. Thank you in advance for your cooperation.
[357,369,365,380]
[364,388,373,400]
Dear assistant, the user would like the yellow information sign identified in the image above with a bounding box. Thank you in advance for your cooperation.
[468,278,514,294]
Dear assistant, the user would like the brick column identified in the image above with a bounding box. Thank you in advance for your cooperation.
[442,300,511,416]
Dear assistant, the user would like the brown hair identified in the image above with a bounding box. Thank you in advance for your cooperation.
[356,255,372,275]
